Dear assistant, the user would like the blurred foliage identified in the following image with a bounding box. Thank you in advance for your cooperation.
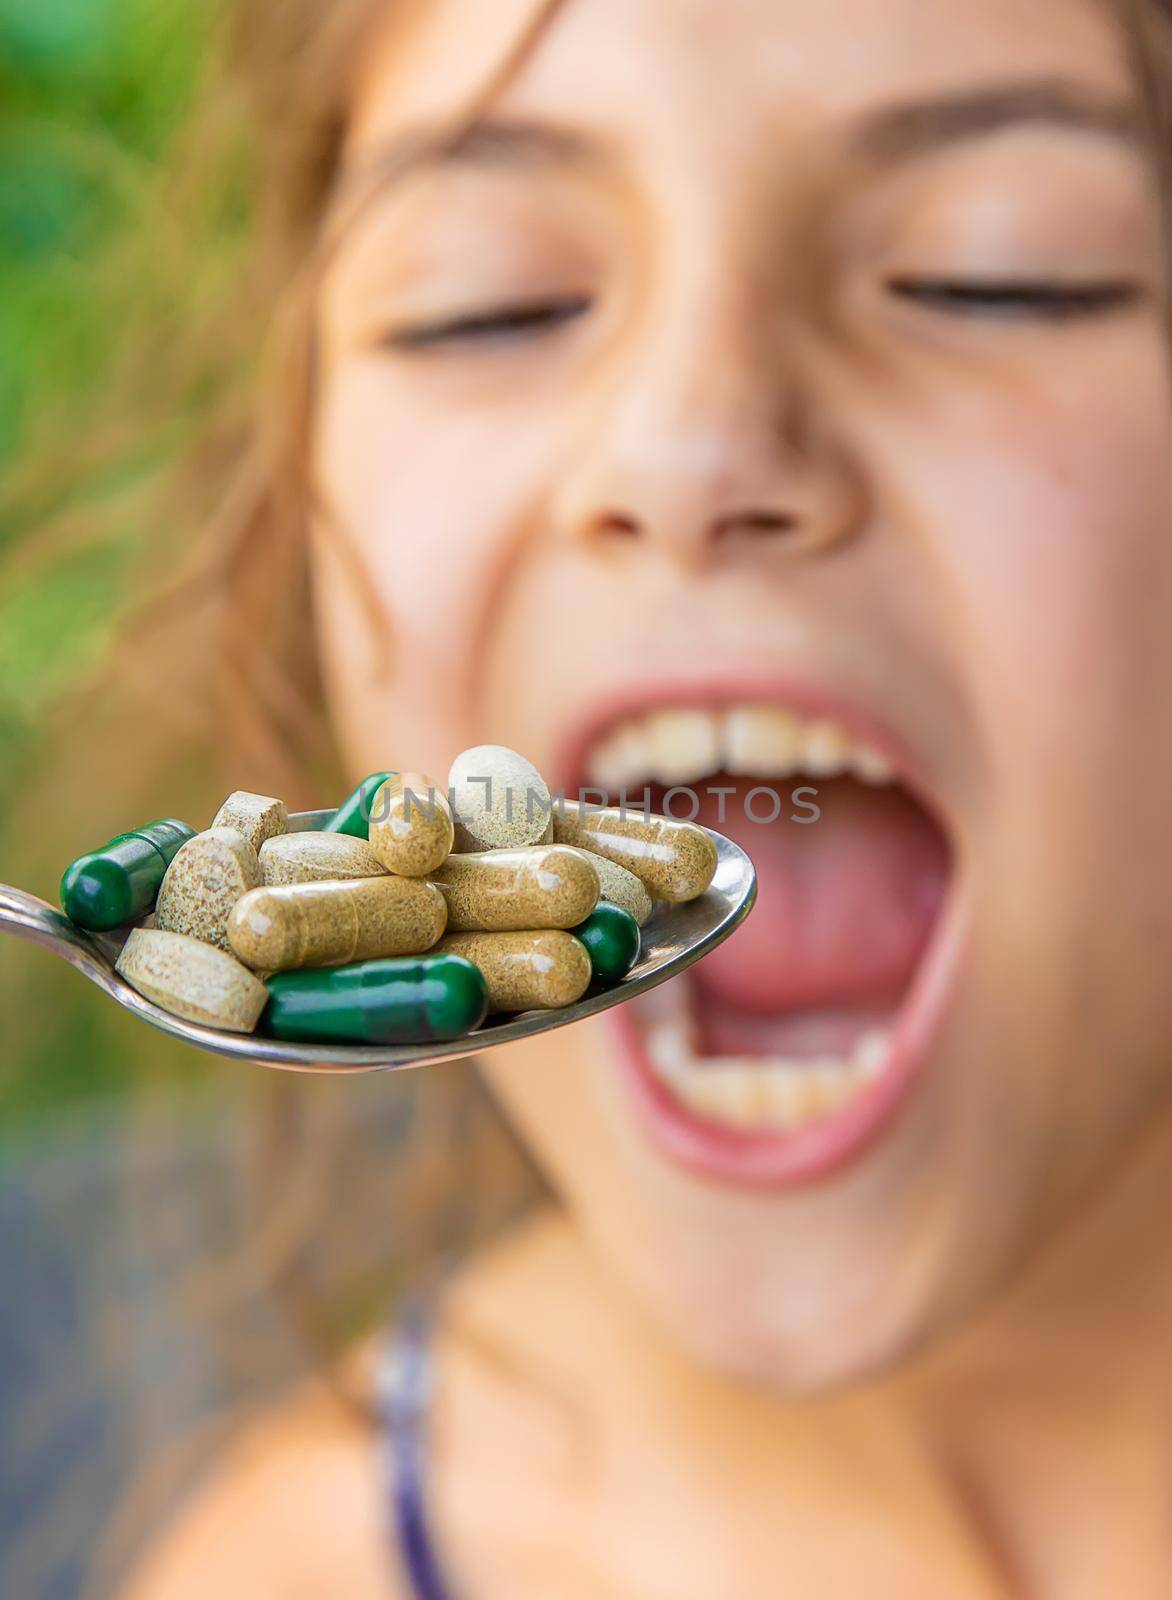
[0,0,228,1125]
[0,0,210,460]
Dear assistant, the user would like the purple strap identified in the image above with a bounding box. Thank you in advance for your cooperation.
[377,1301,457,1600]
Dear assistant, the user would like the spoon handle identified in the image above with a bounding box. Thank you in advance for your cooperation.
[0,883,124,988]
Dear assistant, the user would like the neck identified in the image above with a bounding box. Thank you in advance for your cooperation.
[886,1107,1172,1591]
[915,1108,1172,1398]
[445,1115,1172,1597]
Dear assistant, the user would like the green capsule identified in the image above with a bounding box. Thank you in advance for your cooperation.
[323,772,396,839]
[60,818,196,931]
[261,953,488,1045]
[573,901,641,986]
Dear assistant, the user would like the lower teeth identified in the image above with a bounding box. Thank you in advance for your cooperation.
[644,1017,892,1133]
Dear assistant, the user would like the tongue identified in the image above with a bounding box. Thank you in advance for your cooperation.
[686,776,949,1018]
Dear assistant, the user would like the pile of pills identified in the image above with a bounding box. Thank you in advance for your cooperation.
[58,746,718,1046]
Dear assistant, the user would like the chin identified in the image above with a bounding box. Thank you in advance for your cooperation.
[588,1149,987,1395]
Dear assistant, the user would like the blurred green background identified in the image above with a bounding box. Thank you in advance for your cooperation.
[1,0,206,463]
[0,0,225,1128]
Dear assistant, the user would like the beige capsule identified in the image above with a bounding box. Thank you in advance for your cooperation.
[211,790,288,852]
[155,828,261,952]
[579,850,654,926]
[227,874,447,971]
[437,931,592,1011]
[551,802,717,903]
[431,846,599,933]
[448,744,552,851]
[368,772,454,877]
[116,927,268,1033]
[259,831,387,886]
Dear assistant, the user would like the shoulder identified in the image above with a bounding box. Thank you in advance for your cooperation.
[118,1355,411,1600]
[120,1208,579,1600]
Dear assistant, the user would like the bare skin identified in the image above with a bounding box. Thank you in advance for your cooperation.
[125,0,1172,1593]
[127,1138,1172,1599]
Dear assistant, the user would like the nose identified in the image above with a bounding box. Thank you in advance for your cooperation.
[554,306,864,569]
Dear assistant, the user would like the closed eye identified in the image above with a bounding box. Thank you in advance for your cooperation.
[383,294,594,351]
[885,277,1143,319]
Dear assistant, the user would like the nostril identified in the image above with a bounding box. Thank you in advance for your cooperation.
[713,509,798,540]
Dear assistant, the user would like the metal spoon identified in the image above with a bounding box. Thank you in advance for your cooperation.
[0,810,756,1074]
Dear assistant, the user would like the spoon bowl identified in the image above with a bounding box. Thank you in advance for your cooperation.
[0,810,756,1074]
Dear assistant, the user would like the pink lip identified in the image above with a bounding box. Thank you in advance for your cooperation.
[607,873,968,1189]
[550,671,945,822]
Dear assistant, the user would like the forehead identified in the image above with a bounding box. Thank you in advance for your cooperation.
[347,0,1131,160]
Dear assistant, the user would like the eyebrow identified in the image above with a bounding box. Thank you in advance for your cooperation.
[336,117,605,204]
[851,76,1141,165]
[335,75,1141,210]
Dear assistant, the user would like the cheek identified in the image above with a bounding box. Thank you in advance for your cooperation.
[961,408,1172,739]
[309,359,562,771]
[876,334,1172,789]
[893,338,1172,1069]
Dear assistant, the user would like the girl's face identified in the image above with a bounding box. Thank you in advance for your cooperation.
[311,0,1172,1387]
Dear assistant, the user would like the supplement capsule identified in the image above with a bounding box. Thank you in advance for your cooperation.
[437,931,592,1012]
[116,927,268,1033]
[211,791,288,853]
[578,851,653,926]
[323,772,395,840]
[155,828,261,952]
[449,744,552,851]
[368,772,454,877]
[431,846,599,933]
[573,902,641,986]
[259,831,387,886]
[262,954,488,1045]
[60,818,196,931]
[552,802,717,903]
[227,875,447,972]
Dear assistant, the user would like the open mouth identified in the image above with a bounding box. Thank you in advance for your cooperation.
[566,696,962,1187]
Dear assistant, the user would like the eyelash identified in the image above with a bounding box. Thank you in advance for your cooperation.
[382,277,1141,352]
[885,277,1142,319]
[383,294,593,350]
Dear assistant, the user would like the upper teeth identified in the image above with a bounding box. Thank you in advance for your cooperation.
[587,704,895,791]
